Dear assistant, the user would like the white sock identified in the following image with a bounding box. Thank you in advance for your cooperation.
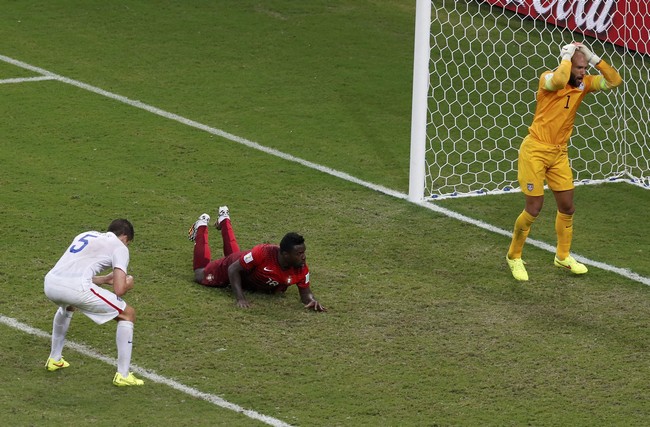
[49,307,73,360]
[116,321,134,377]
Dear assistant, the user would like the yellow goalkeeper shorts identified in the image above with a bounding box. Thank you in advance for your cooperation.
[517,136,574,196]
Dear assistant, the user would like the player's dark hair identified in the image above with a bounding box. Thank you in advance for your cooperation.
[108,219,135,241]
[280,232,304,253]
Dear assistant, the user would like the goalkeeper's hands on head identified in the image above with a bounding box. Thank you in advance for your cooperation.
[560,43,578,61]
[576,43,602,67]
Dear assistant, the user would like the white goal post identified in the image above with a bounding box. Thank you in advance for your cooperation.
[409,0,650,201]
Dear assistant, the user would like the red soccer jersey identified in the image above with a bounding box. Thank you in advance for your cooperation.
[239,244,310,293]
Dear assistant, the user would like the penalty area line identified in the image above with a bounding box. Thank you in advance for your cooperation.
[0,314,294,427]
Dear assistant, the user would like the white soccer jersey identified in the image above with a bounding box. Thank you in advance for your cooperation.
[46,231,129,290]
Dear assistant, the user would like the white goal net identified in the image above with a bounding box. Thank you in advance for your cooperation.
[409,0,650,201]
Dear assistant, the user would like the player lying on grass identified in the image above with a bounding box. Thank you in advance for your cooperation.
[44,219,144,386]
[506,42,622,281]
[188,206,326,311]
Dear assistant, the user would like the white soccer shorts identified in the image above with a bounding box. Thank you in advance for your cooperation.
[44,279,127,325]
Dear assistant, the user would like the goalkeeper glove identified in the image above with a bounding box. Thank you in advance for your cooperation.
[577,44,602,66]
[560,43,577,61]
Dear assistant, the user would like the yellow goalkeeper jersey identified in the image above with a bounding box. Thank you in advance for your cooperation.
[527,60,622,146]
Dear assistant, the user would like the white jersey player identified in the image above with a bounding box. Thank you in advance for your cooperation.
[43,219,144,386]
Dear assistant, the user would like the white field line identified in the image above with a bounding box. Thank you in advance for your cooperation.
[0,315,293,427]
[1,53,648,288]
[0,54,405,200]
[0,75,56,84]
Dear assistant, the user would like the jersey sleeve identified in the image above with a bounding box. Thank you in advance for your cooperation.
[112,244,130,274]
[542,61,571,91]
[239,245,263,271]
[589,60,623,92]
[294,269,310,289]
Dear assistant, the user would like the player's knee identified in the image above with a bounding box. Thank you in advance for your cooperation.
[121,305,136,323]
[526,207,542,217]
[559,206,575,215]
[525,203,543,217]
[556,200,575,215]
[194,268,205,283]
[524,196,543,217]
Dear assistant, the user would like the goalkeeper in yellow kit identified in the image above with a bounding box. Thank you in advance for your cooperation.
[506,42,622,281]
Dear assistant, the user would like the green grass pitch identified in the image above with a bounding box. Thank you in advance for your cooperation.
[1,1,649,426]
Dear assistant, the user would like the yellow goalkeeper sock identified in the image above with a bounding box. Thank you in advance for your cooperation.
[508,210,536,259]
[555,211,574,260]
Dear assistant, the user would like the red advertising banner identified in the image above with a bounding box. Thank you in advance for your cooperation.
[481,0,650,55]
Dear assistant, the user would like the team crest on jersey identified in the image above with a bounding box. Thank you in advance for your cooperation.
[243,252,254,264]
[527,183,534,192]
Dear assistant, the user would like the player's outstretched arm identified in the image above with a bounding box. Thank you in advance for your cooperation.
[299,286,326,312]
[227,261,251,308]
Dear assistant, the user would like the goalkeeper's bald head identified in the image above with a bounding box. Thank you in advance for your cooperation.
[568,51,588,87]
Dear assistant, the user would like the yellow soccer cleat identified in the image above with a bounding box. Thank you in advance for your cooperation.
[554,255,588,274]
[113,372,144,387]
[506,255,529,281]
[45,357,70,371]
